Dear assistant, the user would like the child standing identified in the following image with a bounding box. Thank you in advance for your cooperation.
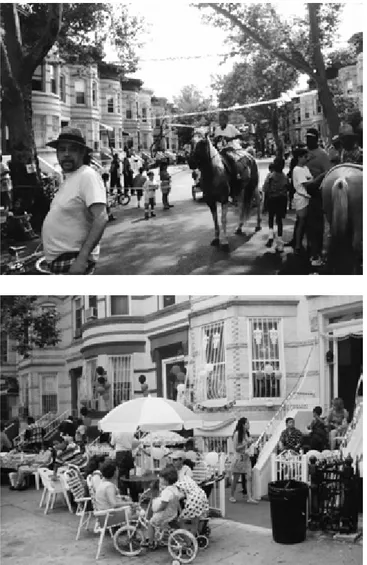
[159,161,174,210]
[142,465,181,549]
[292,147,312,254]
[143,171,158,220]
[262,158,289,252]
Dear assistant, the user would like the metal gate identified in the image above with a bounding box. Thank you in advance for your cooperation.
[108,355,133,407]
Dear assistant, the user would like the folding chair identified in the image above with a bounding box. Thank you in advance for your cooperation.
[38,467,73,514]
[86,475,133,560]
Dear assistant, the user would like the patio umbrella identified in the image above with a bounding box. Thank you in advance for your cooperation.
[99,396,202,434]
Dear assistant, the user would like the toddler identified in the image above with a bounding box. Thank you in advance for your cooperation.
[143,171,158,219]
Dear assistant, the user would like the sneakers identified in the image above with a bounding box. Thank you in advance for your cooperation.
[311,257,323,267]
[151,213,156,217]
[255,225,262,232]
[246,498,259,504]
[229,497,236,503]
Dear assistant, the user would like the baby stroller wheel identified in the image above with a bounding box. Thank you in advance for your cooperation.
[197,535,209,549]
[172,561,181,565]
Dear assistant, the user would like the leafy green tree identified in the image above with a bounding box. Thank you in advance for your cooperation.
[1,297,61,357]
[198,3,345,138]
[173,85,217,146]
[213,52,299,155]
[1,3,144,219]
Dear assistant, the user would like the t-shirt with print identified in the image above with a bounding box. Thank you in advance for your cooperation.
[292,165,312,211]
[42,165,106,262]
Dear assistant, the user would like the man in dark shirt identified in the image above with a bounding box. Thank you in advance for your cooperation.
[278,417,303,452]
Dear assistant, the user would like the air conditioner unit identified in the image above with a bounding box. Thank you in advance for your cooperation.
[86,308,97,321]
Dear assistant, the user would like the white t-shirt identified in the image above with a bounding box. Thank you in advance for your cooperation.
[129,155,143,176]
[214,124,241,149]
[110,431,135,451]
[292,165,312,211]
[42,165,106,262]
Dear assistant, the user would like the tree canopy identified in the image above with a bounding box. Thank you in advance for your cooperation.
[1,297,61,357]
[173,85,217,145]
[197,3,346,137]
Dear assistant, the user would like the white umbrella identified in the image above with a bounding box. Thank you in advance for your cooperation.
[99,396,202,433]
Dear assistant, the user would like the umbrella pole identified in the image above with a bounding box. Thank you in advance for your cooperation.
[150,436,153,471]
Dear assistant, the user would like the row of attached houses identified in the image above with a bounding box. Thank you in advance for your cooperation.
[0,54,179,170]
[0,296,362,436]
[285,52,363,145]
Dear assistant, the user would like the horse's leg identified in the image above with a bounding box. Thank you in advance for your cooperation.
[235,188,245,235]
[255,186,262,231]
[220,202,230,252]
[209,203,220,247]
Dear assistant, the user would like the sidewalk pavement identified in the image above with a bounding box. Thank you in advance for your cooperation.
[1,486,362,565]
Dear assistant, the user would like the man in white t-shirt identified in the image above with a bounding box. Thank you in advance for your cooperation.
[42,127,108,274]
[111,431,140,494]
[292,147,312,254]
[213,112,243,150]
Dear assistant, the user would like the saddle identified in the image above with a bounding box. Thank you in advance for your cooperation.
[219,148,253,197]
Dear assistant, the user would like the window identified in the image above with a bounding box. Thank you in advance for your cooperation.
[118,128,123,150]
[92,81,98,106]
[19,375,30,409]
[109,128,116,149]
[52,115,59,136]
[107,96,114,113]
[50,65,57,94]
[108,356,132,406]
[41,374,58,414]
[32,65,44,91]
[126,106,132,119]
[142,133,149,150]
[86,358,98,410]
[59,74,66,102]
[347,80,353,94]
[0,331,8,364]
[74,298,83,338]
[33,115,46,147]
[110,296,129,316]
[117,94,121,114]
[142,107,147,122]
[156,117,161,127]
[163,296,175,308]
[201,321,226,400]
[75,79,86,104]
[249,318,283,398]
[87,296,98,318]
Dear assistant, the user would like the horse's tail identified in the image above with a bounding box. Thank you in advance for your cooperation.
[331,177,349,240]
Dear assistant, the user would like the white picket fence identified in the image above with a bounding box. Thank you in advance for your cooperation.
[271,450,344,485]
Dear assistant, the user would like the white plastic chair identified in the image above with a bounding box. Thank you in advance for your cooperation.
[86,475,132,560]
[63,465,93,540]
[38,467,73,514]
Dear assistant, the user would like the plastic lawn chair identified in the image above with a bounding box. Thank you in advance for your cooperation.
[86,475,133,560]
[38,467,73,515]
[63,465,93,540]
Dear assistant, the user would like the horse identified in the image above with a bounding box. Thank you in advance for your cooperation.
[188,134,259,251]
[321,163,363,274]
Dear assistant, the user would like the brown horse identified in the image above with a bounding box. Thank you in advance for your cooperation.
[188,134,258,251]
[321,163,362,274]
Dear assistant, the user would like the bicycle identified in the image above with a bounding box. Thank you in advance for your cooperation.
[113,489,198,564]
[108,188,130,207]
[1,242,50,275]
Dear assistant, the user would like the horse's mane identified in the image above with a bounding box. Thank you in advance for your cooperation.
[203,137,225,172]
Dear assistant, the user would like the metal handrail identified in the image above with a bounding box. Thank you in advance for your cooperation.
[254,342,316,454]
[341,373,363,449]
[43,410,69,439]
[13,411,54,446]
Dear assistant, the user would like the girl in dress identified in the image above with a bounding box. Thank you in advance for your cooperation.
[229,417,258,504]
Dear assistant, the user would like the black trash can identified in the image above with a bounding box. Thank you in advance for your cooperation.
[268,480,309,544]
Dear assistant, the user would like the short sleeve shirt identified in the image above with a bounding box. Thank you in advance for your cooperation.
[292,166,312,211]
[42,165,106,262]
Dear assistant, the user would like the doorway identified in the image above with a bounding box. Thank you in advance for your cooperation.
[162,357,186,400]
[337,337,363,420]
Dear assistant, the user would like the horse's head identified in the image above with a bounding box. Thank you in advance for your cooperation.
[188,133,216,170]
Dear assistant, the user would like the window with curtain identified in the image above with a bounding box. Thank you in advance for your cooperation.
[110,296,129,316]
[201,321,226,400]
[249,318,283,398]
[50,65,57,94]
[142,107,147,122]
[126,105,132,119]
[107,96,114,113]
[75,79,86,104]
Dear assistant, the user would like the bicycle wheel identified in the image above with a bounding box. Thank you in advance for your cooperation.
[113,524,144,556]
[121,193,131,206]
[167,529,198,564]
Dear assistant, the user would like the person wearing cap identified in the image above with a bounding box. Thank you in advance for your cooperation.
[0,165,12,212]
[143,171,158,220]
[339,124,363,165]
[42,127,108,274]
[304,128,332,268]
[170,450,193,481]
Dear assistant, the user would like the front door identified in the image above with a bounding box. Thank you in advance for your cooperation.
[162,357,186,400]
[337,336,363,420]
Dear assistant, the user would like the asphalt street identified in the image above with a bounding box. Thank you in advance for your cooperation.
[96,161,298,275]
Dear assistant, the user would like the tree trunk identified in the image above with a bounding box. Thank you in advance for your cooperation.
[2,81,48,232]
[315,78,340,138]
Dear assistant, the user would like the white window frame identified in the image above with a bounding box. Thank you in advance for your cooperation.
[247,317,285,403]
[73,297,84,338]
[108,355,133,407]
[87,296,98,318]
[75,79,86,105]
[39,373,58,415]
[107,95,114,113]
[108,296,131,317]
[19,374,30,409]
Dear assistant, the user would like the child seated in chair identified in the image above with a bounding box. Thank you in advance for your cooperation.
[143,465,180,548]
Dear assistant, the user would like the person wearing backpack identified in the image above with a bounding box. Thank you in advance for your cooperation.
[262,157,289,252]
